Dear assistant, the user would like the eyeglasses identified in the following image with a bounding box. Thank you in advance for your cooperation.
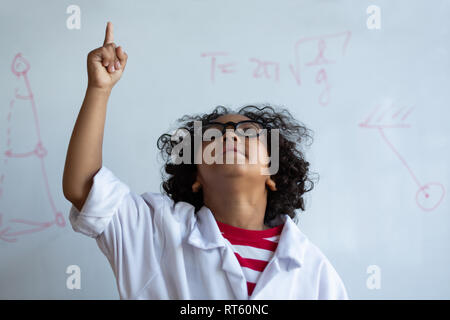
[200,120,269,138]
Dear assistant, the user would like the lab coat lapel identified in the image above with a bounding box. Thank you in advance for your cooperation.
[250,214,307,299]
[186,206,249,300]
[186,206,224,250]
[219,242,249,299]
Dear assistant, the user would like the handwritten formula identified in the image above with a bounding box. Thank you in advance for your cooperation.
[201,31,351,106]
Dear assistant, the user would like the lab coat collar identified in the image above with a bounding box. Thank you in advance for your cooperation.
[274,213,306,270]
[187,205,306,270]
[186,205,227,250]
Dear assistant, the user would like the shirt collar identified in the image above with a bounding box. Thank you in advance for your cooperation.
[187,205,307,270]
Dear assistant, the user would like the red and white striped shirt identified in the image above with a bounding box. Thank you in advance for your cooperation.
[215,220,285,297]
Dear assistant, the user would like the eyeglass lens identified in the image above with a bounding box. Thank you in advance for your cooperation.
[203,121,263,137]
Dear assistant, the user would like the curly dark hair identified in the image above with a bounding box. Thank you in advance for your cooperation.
[156,104,318,225]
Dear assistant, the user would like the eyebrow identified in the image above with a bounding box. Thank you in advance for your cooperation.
[211,120,252,123]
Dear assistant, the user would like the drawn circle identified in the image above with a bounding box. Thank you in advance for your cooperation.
[11,53,30,76]
[55,212,66,227]
[415,182,445,212]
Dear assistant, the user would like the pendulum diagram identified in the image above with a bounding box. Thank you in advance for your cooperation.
[0,53,65,243]
[359,101,445,212]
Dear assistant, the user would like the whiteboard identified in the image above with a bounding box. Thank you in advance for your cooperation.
[0,0,449,299]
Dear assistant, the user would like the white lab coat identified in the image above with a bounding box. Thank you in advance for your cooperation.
[69,166,349,300]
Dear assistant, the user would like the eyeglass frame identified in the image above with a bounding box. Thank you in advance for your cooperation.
[199,120,271,138]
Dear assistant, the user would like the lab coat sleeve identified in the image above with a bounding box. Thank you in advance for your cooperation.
[68,165,165,299]
[317,258,349,300]
[68,166,131,238]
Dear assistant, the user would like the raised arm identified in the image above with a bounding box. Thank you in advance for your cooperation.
[63,21,128,211]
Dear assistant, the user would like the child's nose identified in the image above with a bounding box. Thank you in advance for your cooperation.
[222,129,239,143]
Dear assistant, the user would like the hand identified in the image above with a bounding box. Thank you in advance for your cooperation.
[86,21,128,91]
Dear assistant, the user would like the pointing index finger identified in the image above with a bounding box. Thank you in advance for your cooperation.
[103,21,114,46]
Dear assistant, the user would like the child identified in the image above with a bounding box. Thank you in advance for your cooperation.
[63,21,349,300]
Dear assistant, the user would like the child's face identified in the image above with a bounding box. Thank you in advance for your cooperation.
[194,114,271,185]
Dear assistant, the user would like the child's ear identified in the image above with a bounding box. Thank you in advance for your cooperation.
[266,176,277,191]
[192,180,202,193]
[192,170,202,193]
